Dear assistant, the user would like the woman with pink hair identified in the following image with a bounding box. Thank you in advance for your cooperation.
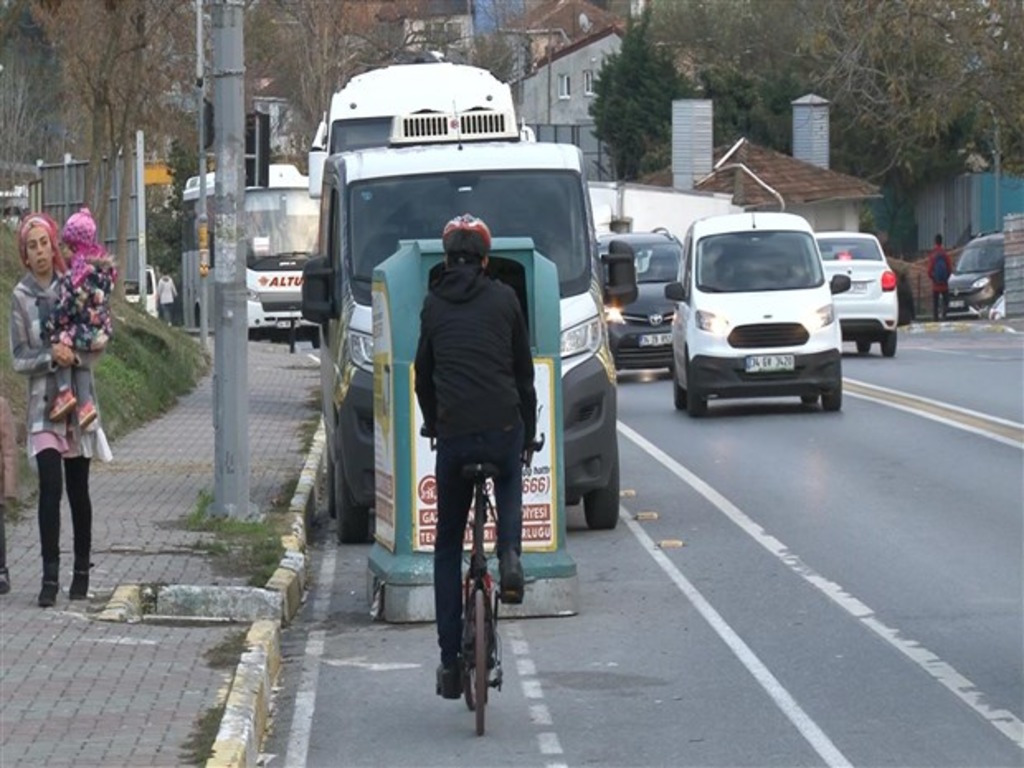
[10,211,111,607]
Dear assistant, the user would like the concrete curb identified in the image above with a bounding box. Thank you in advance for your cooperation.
[95,583,144,623]
[206,419,326,768]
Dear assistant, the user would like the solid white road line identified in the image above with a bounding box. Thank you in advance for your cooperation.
[618,420,1024,751]
[283,546,337,768]
[621,506,852,768]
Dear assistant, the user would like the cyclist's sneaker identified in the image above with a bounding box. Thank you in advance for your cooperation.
[499,550,524,604]
[436,661,462,699]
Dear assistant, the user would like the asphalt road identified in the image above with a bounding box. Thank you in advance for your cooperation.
[265,329,1023,767]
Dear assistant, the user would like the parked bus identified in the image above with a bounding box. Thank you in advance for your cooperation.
[181,164,319,339]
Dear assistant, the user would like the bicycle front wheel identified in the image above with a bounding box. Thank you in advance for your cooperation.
[474,588,487,735]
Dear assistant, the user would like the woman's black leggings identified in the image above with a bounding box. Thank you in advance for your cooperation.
[36,449,92,566]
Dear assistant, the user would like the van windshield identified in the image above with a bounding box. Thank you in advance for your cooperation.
[347,170,590,301]
[956,240,1003,273]
[696,231,824,292]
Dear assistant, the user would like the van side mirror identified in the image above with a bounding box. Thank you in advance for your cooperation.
[830,274,852,295]
[301,256,338,323]
[664,282,685,302]
[602,240,638,306]
[308,149,327,199]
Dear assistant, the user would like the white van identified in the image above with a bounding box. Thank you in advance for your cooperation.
[302,107,636,542]
[664,212,851,416]
[125,266,157,318]
[308,59,526,200]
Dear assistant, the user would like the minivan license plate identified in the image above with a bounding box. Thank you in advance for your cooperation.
[639,333,672,347]
[745,354,795,373]
[947,299,965,309]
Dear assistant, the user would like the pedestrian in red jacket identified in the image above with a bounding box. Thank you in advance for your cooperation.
[926,234,953,320]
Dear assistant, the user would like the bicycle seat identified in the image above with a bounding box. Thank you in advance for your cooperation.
[461,462,500,481]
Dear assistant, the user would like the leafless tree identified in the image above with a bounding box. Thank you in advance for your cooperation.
[30,0,193,293]
[0,48,48,192]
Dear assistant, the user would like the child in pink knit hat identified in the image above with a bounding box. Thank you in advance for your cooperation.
[44,207,117,430]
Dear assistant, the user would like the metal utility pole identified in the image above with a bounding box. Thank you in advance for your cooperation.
[196,0,210,347]
[211,0,254,519]
[994,117,1002,230]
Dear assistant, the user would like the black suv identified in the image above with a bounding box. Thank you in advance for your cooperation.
[947,232,1004,318]
[598,231,682,371]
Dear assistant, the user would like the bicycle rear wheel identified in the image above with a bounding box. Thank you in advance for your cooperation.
[473,587,487,735]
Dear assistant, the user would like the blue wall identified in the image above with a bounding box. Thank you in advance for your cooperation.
[977,173,1024,233]
[474,0,525,34]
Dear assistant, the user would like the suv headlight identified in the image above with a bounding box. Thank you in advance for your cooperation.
[805,304,835,332]
[561,317,603,359]
[349,329,374,372]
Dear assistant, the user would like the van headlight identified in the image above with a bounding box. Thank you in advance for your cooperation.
[349,330,374,372]
[695,309,729,336]
[805,304,835,332]
[561,317,603,359]
[247,288,260,302]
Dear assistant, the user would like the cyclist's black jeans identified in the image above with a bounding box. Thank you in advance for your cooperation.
[434,422,524,666]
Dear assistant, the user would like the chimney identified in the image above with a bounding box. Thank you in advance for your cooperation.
[792,94,830,169]
[671,99,713,191]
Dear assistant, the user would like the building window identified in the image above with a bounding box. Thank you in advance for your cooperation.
[423,21,461,47]
[558,74,570,100]
[584,70,594,96]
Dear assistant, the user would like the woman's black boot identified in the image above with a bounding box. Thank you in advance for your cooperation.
[38,560,59,607]
[69,561,93,600]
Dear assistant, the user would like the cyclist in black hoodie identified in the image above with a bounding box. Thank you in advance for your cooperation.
[415,213,537,700]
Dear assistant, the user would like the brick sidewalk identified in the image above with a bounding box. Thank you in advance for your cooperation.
[0,342,320,767]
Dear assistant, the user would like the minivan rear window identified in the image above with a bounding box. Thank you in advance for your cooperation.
[817,238,884,261]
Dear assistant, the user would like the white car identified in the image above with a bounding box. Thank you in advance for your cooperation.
[815,232,899,357]
[665,212,851,416]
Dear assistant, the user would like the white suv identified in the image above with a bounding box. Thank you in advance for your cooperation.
[664,212,851,417]
[815,232,899,357]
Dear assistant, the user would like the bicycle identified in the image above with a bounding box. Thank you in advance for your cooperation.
[426,429,544,736]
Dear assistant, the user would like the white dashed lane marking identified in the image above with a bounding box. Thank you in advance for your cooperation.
[505,622,566,762]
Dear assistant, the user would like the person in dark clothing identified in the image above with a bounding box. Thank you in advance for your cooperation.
[414,213,537,700]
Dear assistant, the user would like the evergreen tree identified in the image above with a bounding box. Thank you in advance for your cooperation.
[589,8,691,181]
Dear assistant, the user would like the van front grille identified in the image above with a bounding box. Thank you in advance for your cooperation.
[728,323,809,348]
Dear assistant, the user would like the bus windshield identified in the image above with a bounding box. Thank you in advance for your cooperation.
[329,118,393,153]
[245,189,319,270]
[347,169,590,301]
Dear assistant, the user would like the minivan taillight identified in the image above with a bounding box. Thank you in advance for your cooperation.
[881,270,897,292]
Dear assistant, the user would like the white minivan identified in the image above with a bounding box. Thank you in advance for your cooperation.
[664,212,851,417]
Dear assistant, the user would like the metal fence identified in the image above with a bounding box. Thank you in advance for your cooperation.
[528,123,615,182]
[27,147,145,284]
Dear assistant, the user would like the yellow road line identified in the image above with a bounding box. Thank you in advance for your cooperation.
[844,379,1024,446]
